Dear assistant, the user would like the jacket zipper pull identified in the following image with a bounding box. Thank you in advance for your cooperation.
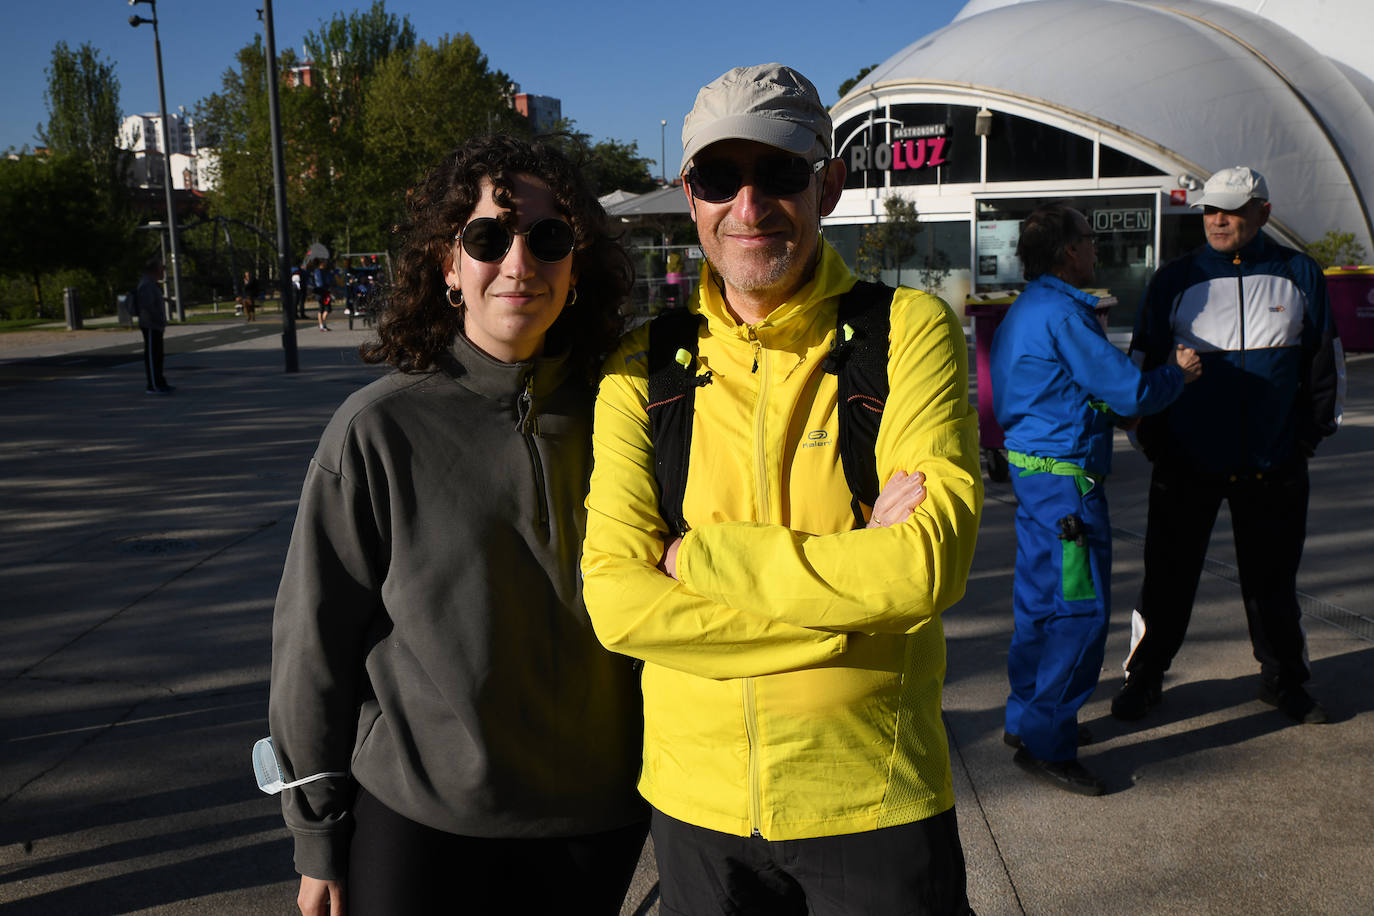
[518,373,536,434]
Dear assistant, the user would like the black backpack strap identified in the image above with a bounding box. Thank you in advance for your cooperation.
[646,310,711,538]
[823,280,895,529]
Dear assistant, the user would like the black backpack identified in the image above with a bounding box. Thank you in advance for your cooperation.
[645,280,894,537]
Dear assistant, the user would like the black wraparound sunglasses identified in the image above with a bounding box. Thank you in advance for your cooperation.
[685,155,828,203]
[455,217,575,263]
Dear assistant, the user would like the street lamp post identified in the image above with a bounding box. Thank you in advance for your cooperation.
[128,0,185,323]
[660,119,667,185]
[259,0,298,372]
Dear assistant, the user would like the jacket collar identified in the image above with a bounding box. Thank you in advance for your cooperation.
[1202,233,1269,265]
[440,331,572,403]
[1032,273,1099,308]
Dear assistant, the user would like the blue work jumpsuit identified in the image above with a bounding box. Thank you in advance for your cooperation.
[991,275,1184,762]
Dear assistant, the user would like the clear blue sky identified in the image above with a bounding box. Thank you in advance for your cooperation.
[3,0,968,179]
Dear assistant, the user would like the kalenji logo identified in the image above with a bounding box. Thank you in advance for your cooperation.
[1269,305,1286,312]
[802,429,831,449]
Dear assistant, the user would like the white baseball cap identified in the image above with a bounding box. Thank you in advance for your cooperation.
[1193,166,1269,211]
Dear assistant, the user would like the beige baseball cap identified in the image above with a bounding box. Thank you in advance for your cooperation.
[1193,166,1269,211]
[679,63,832,173]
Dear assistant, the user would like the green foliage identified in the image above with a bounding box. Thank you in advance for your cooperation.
[1306,230,1368,268]
[39,41,125,190]
[197,37,309,276]
[194,5,652,268]
[300,2,419,252]
[542,128,656,196]
[0,154,110,318]
[856,196,922,284]
[361,32,527,246]
[838,65,877,100]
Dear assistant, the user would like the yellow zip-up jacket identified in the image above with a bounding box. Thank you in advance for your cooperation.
[582,242,982,839]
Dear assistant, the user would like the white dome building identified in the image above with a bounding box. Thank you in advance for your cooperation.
[823,0,1374,322]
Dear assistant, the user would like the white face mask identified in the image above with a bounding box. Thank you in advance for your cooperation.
[252,737,346,795]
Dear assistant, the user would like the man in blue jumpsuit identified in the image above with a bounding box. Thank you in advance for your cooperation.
[991,205,1201,794]
[1113,167,1345,725]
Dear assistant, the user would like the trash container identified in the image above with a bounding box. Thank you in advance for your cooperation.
[965,292,1016,481]
[965,289,1116,482]
[116,291,134,328]
[1324,266,1374,352]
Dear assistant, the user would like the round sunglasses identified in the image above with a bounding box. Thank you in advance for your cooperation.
[455,217,575,263]
[685,155,828,203]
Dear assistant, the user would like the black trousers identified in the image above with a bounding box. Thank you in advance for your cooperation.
[346,786,647,916]
[139,327,166,390]
[1126,458,1311,687]
[651,808,971,916]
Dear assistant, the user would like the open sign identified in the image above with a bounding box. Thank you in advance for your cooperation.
[1092,209,1152,232]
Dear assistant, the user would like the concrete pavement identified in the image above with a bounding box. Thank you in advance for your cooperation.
[1,318,1370,914]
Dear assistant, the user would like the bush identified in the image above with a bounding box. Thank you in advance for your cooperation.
[0,269,118,320]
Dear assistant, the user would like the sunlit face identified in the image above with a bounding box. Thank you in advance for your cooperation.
[1203,199,1270,255]
[444,174,576,364]
[683,139,841,317]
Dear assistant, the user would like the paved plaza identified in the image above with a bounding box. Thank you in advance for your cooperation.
[1,318,1371,914]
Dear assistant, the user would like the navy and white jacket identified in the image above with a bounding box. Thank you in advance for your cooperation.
[1132,234,1344,476]
[991,274,1185,477]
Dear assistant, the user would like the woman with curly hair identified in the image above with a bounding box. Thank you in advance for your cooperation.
[267,135,645,916]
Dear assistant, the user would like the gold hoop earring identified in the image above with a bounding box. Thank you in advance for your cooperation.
[446,287,464,308]
[566,287,578,307]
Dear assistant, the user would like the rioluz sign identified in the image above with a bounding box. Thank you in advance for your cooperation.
[844,121,951,174]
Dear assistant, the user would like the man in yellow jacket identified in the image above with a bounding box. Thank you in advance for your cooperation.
[582,63,983,914]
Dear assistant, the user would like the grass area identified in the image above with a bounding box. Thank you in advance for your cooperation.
[0,318,54,333]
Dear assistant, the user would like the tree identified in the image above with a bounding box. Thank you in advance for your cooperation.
[39,42,124,190]
[542,128,656,196]
[585,139,657,195]
[1306,230,1368,268]
[0,155,104,316]
[38,40,136,305]
[838,65,878,100]
[196,37,285,277]
[857,196,924,285]
[361,33,526,244]
[300,2,418,252]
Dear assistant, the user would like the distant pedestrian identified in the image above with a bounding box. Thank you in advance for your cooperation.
[239,271,261,322]
[311,259,332,331]
[1114,166,1345,725]
[134,258,172,395]
[291,267,305,318]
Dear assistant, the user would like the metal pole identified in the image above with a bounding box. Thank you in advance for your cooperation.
[660,119,667,184]
[261,0,299,372]
[147,4,185,323]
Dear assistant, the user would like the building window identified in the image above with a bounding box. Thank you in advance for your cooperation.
[985,112,1092,182]
[825,220,971,306]
[976,194,1156,326]
[1100,144,1166,178]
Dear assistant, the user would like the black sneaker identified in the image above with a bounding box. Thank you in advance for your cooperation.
[1003,724,1094,749]
[1013,747,1105,796]
[1111,672,1162,721]
[1259,681,1328,724]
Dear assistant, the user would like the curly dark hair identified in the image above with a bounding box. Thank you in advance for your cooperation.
[361,134,631,379]
[1016,204,1086,280]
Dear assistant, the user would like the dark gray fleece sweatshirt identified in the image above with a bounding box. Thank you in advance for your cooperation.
[269,333,644,880]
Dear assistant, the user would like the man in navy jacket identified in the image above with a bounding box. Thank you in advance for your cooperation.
[1113,167,1345,725]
